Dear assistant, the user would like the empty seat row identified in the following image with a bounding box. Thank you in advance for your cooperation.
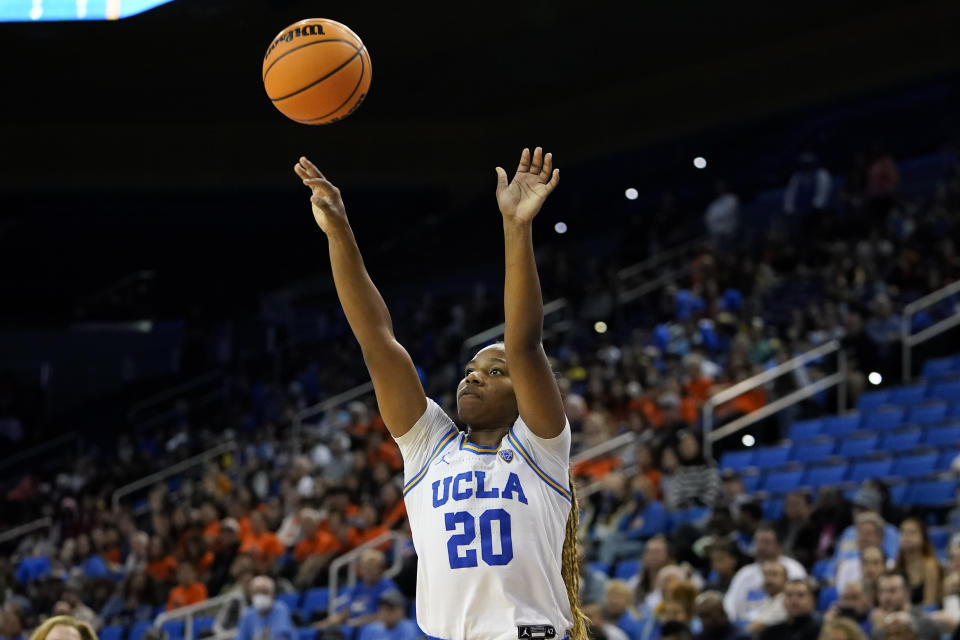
[739,464,958,501]
[788,404,960,442]
[857,379,960,411]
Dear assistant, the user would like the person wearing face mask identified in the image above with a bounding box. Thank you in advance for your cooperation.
[235,575,295,640]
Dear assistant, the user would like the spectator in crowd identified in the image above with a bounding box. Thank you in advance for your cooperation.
[821,617,868,640]
[705,541,744,594]
[239,511,284,573]
[664,431,720,510]
[893,518,941,607]
[694,591,751,640]
[835,513,886,595]
[834,488,898,563]
[604,580,646,640]
[783,152,833,222]
[661,621,694,640]
[207,518,241,597]
[235,575,295,640]
[868,573,939,640]
[735,561,788,632]
[757,579,821,640]
[164,562,208,611]
[704,181,740,249]
[98,569,158,627]
[292,508,339,590]
[724,523,807,621]
[934,542,960,631]
[52,581,101,630]
[27,616,97,640]
[580,543,611,606]
[776,492,817,570]
[145,536,177,586]
[315,549,398,628]
[582,602,631,640]
[824,581,873,635]
[0,603,26,640]
[631,535,673,609]
[355,590,420,640]
[860,547,888,608]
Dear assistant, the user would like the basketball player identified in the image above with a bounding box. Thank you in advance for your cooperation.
[294,147,586,640]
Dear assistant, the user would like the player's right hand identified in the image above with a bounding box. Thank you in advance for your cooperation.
[295,156,349,234]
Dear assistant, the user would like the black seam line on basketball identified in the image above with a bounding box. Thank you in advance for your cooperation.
[262,38,358,82]
[268,45,362,102]
[296,48,367,122]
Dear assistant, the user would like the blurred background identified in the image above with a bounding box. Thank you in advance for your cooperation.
[2,2,960,640]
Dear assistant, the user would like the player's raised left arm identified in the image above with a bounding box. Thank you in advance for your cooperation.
[496,147,566,439]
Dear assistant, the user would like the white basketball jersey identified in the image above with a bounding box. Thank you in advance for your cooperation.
[394,398,574,640]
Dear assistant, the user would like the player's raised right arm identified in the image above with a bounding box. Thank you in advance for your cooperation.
[294,156,426,438]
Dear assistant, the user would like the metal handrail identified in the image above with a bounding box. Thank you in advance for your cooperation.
[571,432,636,465]
[111,441,236,511]
[0,432,79,471]
[0,517,52,546]
[154,590,243,640]
[327,531,408,618]
[127,369,224,422]
[460,298,569,362]
[901,279,960,382]
[702,340,847,459]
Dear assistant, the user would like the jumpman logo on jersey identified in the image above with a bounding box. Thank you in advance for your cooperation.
[436,452,453,465]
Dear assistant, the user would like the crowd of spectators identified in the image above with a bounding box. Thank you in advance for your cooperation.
[1,145,960,640]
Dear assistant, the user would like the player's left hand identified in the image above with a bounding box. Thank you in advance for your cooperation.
[495,147,559,224]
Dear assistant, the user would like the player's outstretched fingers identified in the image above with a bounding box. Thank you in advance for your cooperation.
[516,147,531,175]
[298,156,325,180]
[540,152,553,182]
[530,147,543,175]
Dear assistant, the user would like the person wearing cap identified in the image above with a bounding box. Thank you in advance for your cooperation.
[235,575,295,640]
[834,487,899,564]
[356,590,420,640]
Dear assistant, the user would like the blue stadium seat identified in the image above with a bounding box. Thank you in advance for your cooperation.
[818,585,838,612]
[880,428,923,452]
[194,617,215,637]
[720,450,754,471]
[162,620,185,640]
[99,626,124,640]
[128,624,151,640]
[822,413,862,437]
[922,357,958,378]
[802,464,847,489]
[788,419,823,441]
[340,625,355,640]
[671,506,711,527]
[838,434,878,458]
[928,380,960,401]
[791,439,836,463]
[762,469,804,494]
[762,498,784,521]
[848,458,893,484]
[907,402,948,426]
[923,424,960,447]
[302,588,331,621]
[588,561,611,576]
[277,592,301,612]
[929,527,952,553]
[862,407,906,431]
[298,629,317,640]
[614,559,641,580]
[891,384,929,405]
[936,449,959,471]
[889,483,910,505]
[752,445,792,469]
[857,390,890,412]
[741,471,761,493]
[893,453,939,478]
[950,402,960,420]
[907,480,958,507]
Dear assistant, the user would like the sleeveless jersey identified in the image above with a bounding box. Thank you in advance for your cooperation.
[394,399,574,640]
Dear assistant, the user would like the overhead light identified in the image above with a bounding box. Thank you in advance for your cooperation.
[554,222,568,234]
[742,434,756,447]
[868,372,882,385]
[693,157,707,169]
[594,321,608,334]
[625,188,639,200]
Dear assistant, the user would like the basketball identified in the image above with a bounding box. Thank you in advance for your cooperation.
[262,18,371,125]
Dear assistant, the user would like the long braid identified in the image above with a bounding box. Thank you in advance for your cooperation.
[561,470,588,640]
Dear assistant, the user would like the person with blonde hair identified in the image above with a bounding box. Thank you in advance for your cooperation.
[821,617,868,640]
[28,616,97,640]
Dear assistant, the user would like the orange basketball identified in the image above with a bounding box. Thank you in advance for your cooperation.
[262,18,371,125]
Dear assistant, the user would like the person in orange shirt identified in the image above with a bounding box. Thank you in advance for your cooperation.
[146,535,178,585]
[240,511,285,572]
[355,504,390,549]
[293,508,341,591]
[683,353,716,407]
[320,509,361,552]
[165,562,208,611]
[199,502,222,549]
[379,484,407,530]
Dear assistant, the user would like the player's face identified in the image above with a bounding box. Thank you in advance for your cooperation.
[456,346,519,429]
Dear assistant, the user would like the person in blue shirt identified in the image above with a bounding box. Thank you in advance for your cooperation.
[315,549,399,629]
[603,580,646,640]
[235,575,296,640]
[356,591,421,640]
